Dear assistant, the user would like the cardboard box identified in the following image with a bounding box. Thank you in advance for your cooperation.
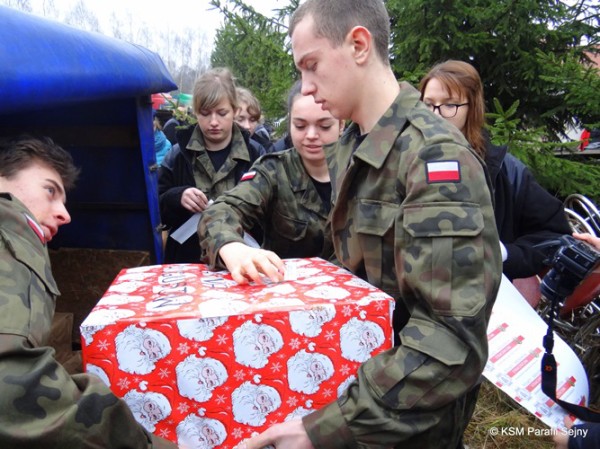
[80,258,394,448]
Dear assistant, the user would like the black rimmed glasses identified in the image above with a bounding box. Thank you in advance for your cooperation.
[425,102,469,118]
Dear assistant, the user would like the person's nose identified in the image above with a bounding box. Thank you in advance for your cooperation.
[56,203,71,225]
[306,125,318,139]
[301,79,315,96]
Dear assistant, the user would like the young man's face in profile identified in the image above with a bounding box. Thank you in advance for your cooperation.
[292,14,358,122]
[0,161,70,242]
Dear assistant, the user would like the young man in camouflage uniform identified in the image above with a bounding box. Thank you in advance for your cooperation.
[239,0,502,448]
[0,136,177,448]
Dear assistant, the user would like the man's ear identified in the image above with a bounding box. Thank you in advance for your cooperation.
[347,25,372,65]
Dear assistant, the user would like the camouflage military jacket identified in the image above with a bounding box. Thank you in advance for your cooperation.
[302,83,502,448]
[159,124,261,263]
[0,194,176,449]
[199,148,331,268]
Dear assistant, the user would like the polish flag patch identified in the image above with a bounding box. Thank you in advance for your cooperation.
[240,171,256,181]
[426,161,461,183]
[24,213,46,244]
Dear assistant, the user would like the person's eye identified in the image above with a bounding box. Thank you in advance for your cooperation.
[200,111,210,117]
[320,125,333,131]
[46,186,56,196]
[294,124,306,130]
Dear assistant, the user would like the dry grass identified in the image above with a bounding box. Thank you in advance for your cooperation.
[464,308,599,449]
[464,380,554,449]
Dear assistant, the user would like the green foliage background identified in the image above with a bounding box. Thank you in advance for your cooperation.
[210,0,600,201]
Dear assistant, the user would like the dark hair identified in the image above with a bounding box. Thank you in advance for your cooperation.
[419,60,486,157]
[289,0,390,65]
[284,80,303,136]
[0,135,80,190]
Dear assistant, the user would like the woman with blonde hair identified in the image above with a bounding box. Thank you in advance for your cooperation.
[158,67,264,263]
[199,80,345,283]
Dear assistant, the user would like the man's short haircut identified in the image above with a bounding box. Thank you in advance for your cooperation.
[289,0,391,65]
[0,135,80,191]
[192,67,238,114]
[236,87,262,121]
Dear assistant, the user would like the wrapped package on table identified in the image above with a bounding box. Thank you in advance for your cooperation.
[80,257,395,448]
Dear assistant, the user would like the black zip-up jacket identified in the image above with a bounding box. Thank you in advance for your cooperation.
[486,142,572,280]
[158,124,265,263]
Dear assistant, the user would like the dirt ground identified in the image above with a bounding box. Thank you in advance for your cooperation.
[49,247,151,345]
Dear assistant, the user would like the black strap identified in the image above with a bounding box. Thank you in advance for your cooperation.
[541,294,600,422]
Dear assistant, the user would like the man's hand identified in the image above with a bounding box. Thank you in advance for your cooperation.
[234,419,314,449]
[181,187,209,213]
[573,232,600,252]
[552,415,575,449]
[219,242,285,284]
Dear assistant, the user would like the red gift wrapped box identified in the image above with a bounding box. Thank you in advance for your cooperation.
[80,257,394,448]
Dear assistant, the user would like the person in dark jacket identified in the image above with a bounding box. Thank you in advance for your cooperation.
[158,68,265,264]
[199,80,344,283]
[235,87,275,153]
[419,60,572,280]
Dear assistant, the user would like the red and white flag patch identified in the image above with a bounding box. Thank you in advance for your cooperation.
[240,171,256,181]
[426,161,461,183]
[24,213,46,244]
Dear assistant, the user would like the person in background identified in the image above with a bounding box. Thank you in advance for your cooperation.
[551,224,600,449]
[158,67,265,264]
[0,135,178,449]
[154,112,172,165]
[419,60,572,281]
[238,1,501,448]
[199,80,344,283]
[235,87,275,153]
[162,112,181,146]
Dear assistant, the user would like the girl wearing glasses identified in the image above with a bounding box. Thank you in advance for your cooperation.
[419,60,572,281]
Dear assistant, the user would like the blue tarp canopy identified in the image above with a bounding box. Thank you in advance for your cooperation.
[0,6,178,263]
[0,6,176,114]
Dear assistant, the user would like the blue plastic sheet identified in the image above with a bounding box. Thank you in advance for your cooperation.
[0,6,177,114]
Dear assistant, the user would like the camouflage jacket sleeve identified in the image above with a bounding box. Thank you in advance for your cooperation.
[304,84,502,448]
[0,195,176,449]
[199,149,330,268]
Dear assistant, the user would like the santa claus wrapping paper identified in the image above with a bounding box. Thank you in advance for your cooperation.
[80,258,395,448]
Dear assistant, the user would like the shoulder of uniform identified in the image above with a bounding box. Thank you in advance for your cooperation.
[257,148,293,162]
[407,105,470,148]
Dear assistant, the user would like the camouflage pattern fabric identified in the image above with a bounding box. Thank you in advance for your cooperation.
[187,125,255,200]
[302,82,502,449]
[0,194,176,449]
[199,148,332,268]
[159,124,259,263]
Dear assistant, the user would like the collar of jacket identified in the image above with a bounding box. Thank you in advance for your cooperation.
[186,125,252,162]
[338,81,419,170]
[0,193,60,295]
[484,137,508,182]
